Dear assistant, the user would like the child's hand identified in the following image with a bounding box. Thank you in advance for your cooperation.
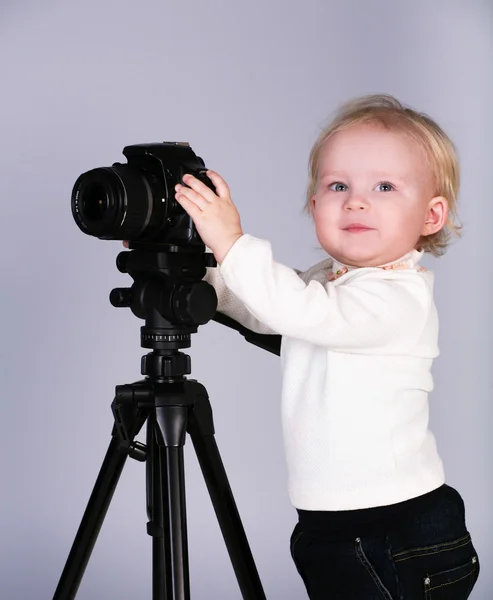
[174,170,243,264]
[121,171,242,262]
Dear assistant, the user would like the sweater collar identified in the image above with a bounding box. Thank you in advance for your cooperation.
[328,248,425,282]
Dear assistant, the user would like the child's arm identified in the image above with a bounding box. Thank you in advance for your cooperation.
[204,264,280,335]
[173,171,430,352]
[219,235,432,353]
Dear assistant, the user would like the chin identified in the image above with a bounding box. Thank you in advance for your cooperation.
[331,248,381,268]
[320,237,385,266]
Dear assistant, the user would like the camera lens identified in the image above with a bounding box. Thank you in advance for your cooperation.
[81,183,110,222]
[71,166,161,240]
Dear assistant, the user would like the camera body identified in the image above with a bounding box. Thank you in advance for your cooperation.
[71,142,214,248]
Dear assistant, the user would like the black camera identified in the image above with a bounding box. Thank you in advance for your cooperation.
[71,142,214,247]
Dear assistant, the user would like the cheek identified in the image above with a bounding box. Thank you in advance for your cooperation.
[312,197,335,218]
[312,205,333,230]
[312,208,338,242]
[383,206,422,236]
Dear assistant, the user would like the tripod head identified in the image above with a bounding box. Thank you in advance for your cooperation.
[110,242,218,379]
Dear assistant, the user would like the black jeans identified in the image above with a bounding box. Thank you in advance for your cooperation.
[290,485,479,599]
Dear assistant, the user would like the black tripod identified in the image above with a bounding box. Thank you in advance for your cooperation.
[52,244,274,600]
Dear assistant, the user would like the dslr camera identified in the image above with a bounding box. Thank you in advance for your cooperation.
[71,142,214,248]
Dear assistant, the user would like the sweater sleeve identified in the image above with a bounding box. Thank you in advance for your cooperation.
[203,263,278,335]
[219,234,431,353]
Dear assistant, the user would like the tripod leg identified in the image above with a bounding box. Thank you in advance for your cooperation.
[146,416,172,599]
[188,392,267,600]
[154,405,191,600]
[52,436,130,600]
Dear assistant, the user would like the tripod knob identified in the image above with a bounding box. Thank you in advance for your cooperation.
[141,352,191,377]
[173,281,217,325]
[116,251,130,273]
[110,287,132,308]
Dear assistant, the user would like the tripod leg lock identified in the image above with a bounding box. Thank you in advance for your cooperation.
[146,521,164,538]
[128,441,147,462]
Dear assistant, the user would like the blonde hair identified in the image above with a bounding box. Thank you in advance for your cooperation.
[304,94,462,256]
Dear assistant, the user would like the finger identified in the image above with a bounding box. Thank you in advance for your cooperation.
[123,240,129,248]
[175,193,203,221]
[175,186,209,210]
[206,170,231,199]
[182,174,217,203]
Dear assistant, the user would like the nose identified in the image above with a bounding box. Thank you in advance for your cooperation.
[344,193,369,211]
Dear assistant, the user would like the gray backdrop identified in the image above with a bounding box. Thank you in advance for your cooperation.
[0,0,491,598]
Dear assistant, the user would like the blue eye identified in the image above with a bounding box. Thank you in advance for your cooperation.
[375,182,394,192]
[329,182,348,192]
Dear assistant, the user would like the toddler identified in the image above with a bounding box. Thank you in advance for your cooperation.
[174,94,480,599]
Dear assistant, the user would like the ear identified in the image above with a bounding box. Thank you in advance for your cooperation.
[310,194,316,211]
[422,196,449,236]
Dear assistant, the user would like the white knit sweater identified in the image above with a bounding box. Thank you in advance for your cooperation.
[205,234,445,511]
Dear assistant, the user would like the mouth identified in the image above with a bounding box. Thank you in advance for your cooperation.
[343,225,375,233]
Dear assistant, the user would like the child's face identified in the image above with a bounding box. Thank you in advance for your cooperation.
[311,123,448,267]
